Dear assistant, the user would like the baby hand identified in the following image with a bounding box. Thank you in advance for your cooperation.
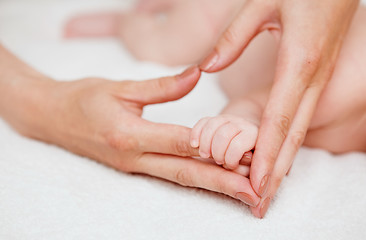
[190,114,258,170]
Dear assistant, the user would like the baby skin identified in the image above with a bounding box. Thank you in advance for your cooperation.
[190,107,260,173]
[190,6,366,171]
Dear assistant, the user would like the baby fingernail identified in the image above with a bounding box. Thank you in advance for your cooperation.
[258,174,270,197]
[236,192,258,207]
[199,151,210,159]
[199,50,218,72]
[190,139,199,148]
[259,197,271,219]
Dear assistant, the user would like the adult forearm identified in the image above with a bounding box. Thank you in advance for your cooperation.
[0,44,56,140]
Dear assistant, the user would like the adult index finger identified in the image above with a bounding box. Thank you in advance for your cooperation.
[249,41,322,197]
[251,85,324,218]
[199,1,276,73]
[138,121,200,157]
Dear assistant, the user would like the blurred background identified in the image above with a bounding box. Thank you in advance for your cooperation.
[0,1,365,239]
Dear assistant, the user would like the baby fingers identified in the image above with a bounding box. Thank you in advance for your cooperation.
[195,117,230,159]
[225,131,257,169]
[211,122,242,166]
[190,117,210,148]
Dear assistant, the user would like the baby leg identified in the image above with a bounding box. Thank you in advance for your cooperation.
[119,0,244,65]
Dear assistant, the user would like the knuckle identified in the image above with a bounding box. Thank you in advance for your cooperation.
[222,27,240,45]
[290,131,306,149]
[175,168,194,187]
[171,140,192,157]
[265,149,280,165]
[96,152,139,174]
[115,159,136,173]
[272,114,291,139]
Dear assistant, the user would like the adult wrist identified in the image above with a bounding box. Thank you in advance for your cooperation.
[0,72,58,140]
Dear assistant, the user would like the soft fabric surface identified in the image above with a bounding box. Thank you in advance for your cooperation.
[1,1,365,239]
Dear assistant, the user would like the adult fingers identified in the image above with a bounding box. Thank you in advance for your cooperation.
[249,40,324,197]
[199,1,275,73]
[64,12,122,38]
[240,151,253,166]
[136,121,199,157]
[119,66,201,106]
[250,86,323,218]
[136,153,260,207]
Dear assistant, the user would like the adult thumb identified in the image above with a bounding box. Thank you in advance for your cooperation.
[121,66,201,106]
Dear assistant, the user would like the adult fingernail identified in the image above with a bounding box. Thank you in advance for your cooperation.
[236,192,258,207]
[199,50,218,72]
[176,65,198,80]
[244,151,252,160]
[260,197,271,219]
[258,174,270,197]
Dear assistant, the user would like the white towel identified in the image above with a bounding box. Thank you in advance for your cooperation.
[1,0,365,239]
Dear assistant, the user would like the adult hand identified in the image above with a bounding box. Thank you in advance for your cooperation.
[39,69,261,207]
[199,0,360,218]
[0,45,261,208]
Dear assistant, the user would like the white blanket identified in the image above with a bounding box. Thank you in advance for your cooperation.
[1,0,365,239]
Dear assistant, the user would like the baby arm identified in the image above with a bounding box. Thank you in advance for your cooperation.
[190,90,267,170]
